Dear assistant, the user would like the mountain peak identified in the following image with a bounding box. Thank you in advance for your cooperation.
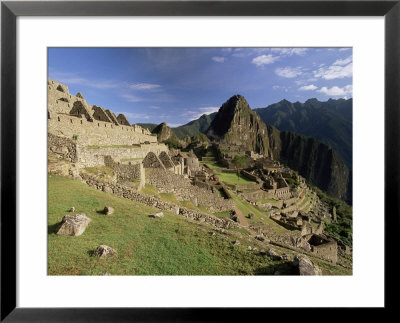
[206,95,271,156]
[152,122,173,142]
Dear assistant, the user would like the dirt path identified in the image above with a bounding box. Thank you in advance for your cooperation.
[233,205,249,228]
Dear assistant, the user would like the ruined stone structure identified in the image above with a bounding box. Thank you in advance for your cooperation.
[145,168,234,213]
[48,79,222,204]
[48,79,158,146]
[81,173,238,229]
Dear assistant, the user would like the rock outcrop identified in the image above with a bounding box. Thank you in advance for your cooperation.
[94,245,117,259]
[205,94,351,202]
[206,95,272,157]
[103,206,114,215]
[152,122,174,142]
[293,254,322,275]
[56,213,91,236]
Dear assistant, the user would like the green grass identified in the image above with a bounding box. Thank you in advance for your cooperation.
[313,186,353,247]
[229,191,288,233]
[231,227,251,236]
[140,184,158,196]
[213,211,231,218]
[197,205,209,214]
[201,162,225,169]
[83,166,115,178]
[156,192,211,214]
[87,144,141,149]
[213,171,255,186]
[48,175,285,275]
[159,193,179,204]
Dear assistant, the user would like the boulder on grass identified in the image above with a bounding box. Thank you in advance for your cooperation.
[56,214,91,236]
[94,245,117,259]
[103,206,114,215]
[149,212,164,218]
[293,255,322,275]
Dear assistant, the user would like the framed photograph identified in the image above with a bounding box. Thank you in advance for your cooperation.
[1,0,399,320]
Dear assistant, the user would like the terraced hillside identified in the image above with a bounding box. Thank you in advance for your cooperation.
[48,175,351,275]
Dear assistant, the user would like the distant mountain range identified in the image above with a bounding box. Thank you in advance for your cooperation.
[138,98,352,169]
[207,95,351,202]
[254,98,352,169]
[138,96,352,202]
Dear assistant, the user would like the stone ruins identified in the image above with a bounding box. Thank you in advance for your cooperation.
[48,79,350,273]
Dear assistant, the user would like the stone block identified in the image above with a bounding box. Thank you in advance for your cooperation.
[56,213,91,236]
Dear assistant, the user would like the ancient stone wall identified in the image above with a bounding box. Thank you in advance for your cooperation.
[117,114,131,126]
[283,197,297,208]
[159,151,175,169]
[48,133,78,162]
[78,144,168,167]
[145,168,234,213]
[48,78,159,146]
[311,241,338,264]
[48,115,158,146]
[92,106,113,123]
[105,110,119,125]
[104,156,144,189]
[81,174,238,229]
[48,79,86,115]
[142,152,165,169]
[241,170,260,182]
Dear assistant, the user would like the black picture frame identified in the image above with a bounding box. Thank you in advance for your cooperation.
[1,0,399,321]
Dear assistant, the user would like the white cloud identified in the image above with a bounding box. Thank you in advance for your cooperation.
[270,48,308,56]
[275,66,303,78]
[128,83,161,90]
[116,112,150,121]
[120,94,144,102]
[252,54,279,66]
[298,84,317,91]
[272,85,290,92]
[149,105,160,110]
[167,122,184,128]
[317,84,352,96]
[183,106,220,121]
[221,48,232,53]
[333,55,352,66]
[339,48,351,51]
[53,73,121,89]
[212,56,225,63]
[313,57,352,80]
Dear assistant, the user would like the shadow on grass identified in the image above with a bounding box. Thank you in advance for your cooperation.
[254,261,298,275]
[48,222,61,234]
[96,209,106,215]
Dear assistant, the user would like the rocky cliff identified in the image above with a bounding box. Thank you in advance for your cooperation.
[207,95,351,203]
[267,127,351,202]
[206,95,272,157]
[152,122,174,142]
[255,98,352,169]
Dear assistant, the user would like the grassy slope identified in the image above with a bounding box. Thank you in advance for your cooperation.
[48,175,285,275]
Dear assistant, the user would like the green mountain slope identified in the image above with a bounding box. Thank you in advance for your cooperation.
[254,98,352,169]
[173,113,217,139]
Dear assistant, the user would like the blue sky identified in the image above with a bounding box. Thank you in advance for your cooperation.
[48,47,352,127]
